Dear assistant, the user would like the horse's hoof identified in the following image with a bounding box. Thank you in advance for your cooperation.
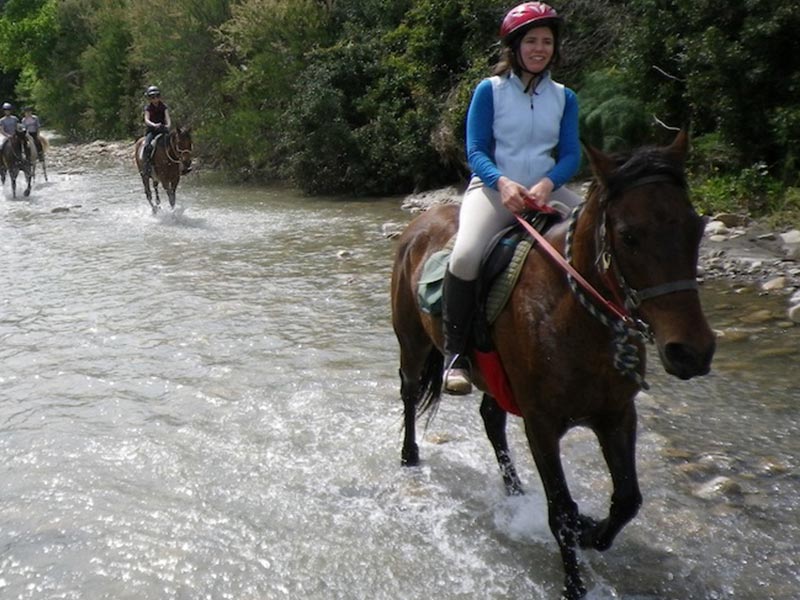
[562,574,588,600]
[577,515,609,550]
[401,444,419,467]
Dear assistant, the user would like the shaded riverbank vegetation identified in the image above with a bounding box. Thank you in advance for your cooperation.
[1,0,798,223]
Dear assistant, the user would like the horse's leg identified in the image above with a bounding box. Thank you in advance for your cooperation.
[153,179,161,207]
[579,405,642,551]
[41,159,48,181]
[141,173,157,213]
[10,168,17,198]
[23,167,31,197]
[525,421,587,600]
[167,181,176,208]
[399,366,421,467]
[479,394,524,495]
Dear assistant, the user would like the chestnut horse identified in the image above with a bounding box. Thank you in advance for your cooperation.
[390,131,715,599]
[1,125,32,198]
[134,126,192,213]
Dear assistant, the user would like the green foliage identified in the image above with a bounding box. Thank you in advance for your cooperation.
[0,0,798,206]
[577,70,649,153]
[78,3,133,139]
[692,162,784,218]
[618,0,800,185]
[211,0,330,177]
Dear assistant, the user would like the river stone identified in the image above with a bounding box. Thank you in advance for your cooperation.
[788,303,800,324]
[779,229,800,245]
[761,276,786,291]
[705,220,729,235]
[713,213,748,227]
[739,308,774,324]
[708,234,729,243]
[716,328,750,343]
[757,457,790,475]
[381,222,404,239]
[693,476,742,500]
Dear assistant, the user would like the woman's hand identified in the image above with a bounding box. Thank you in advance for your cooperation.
[498,176,531,214]
[525,177,554,211]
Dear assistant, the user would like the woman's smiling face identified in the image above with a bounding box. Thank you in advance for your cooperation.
[518,26,555,74]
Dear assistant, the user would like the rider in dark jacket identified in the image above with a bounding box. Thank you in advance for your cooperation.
[141,85,171,177]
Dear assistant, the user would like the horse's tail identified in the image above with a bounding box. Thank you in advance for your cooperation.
[416,346,444,425]
[40,135,49,152]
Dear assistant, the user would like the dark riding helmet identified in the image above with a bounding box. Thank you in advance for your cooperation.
[145,85,161,98]
[2,102,12,111]
[500,2,562,47]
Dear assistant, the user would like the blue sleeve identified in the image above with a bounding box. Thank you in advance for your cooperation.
[546,88,580,189]
[465,79,503,190]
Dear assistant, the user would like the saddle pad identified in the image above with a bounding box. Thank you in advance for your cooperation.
[417,238,456,314]
[416,236,533,323]
[485,238,533,323]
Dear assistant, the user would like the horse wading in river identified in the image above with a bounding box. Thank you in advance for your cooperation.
[28,132,49,182]
[1,125,33,199]
[134,126,192,213]
[390,131,715,599]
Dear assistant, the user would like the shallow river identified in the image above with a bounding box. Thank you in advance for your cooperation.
[1,164,798,599]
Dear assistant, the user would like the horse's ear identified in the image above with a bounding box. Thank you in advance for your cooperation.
[581,138,615,185]
[665,129,689,163]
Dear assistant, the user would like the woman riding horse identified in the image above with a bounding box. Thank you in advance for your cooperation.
[134,125,193,213]
[390,130,715,599]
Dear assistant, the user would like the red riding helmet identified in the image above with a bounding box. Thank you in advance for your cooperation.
[500,2,560,43]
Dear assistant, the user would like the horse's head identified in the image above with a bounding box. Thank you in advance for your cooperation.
[583,130,715,380]
[172,126,193,173]
[15,124,31,161]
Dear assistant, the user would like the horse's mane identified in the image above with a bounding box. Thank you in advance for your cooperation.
[591,144,687,202]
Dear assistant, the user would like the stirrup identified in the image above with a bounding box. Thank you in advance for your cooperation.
[443,355,473,395]
[444,367,473,395]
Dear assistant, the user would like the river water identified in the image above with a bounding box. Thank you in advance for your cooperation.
[1,164,798,600]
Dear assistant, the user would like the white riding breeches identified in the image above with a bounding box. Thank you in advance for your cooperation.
[448,177,583,281]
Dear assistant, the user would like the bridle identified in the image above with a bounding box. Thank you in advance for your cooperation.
[590,174,699,312]
[165,131,192,167]
[515,174,699,389]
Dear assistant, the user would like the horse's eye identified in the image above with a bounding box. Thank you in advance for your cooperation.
[619,230,638,248]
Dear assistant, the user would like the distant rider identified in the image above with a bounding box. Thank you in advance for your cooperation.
[142,85,171,177]
[21,106,44,161]
[1,102,20,152]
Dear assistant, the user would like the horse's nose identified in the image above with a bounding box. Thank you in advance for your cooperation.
[663,340,716,379]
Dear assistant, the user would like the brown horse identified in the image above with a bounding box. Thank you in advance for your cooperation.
[134,126,193,213]
[390,131,715,599]
[1,125,33,198]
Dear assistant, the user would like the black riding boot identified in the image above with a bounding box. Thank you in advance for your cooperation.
[442,270,477,395]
